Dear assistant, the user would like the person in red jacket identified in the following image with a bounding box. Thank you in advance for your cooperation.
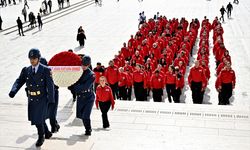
[188,61,206,104]
[133,64,145,101]
[118,67,127,100]
[125,69,133,100]
[216,62,236,105]
[95,76,115,128]
[174,66,184,103]
[105,60,119,100]
[93,62,105,92]
[165,65,176,103]
[150,70,164,102]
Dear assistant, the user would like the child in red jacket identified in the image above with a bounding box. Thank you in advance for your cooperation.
[95,76,115,128]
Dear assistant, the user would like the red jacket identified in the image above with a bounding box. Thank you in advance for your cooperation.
[95,85,115,109]
[202,65,210,80]
[105,66,119,84]
[126,72,133,87]
[217,69,236,87]
[93,67,105,84]
[118,72,127,87]
[216,62,225,75]
[121,47,130,59]
[176,73,184,89]
[150,74,165,89]
[165,71,176,84]
[188,66,206,87]
[131,55,144,65]
[133,70,144,83]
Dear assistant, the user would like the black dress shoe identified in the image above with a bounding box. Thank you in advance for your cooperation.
[103,125,110,129]
[45,132,53,139]
[51,124,60,133]
[36,136,45,147]
[85,129,92,136]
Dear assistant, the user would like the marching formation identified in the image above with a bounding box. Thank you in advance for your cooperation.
[6,1,239,148]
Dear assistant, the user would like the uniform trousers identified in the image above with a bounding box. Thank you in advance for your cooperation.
[99,101,111,128]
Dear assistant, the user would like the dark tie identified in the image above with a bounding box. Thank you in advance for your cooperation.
[32,68,36,75]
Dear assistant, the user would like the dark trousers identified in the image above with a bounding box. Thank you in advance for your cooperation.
[227,10,232,18]
[18,27,24,36]
[48,89,59,129]
[36,123,49,138]
[134,81,144,101]
[125,87,132,100]
[23,14,27,22]
[118,86,126,100]
[0,21,2,30]
[94,83,99,92]
[191,81,203,104]
[49,6,52,13]
[110,82,119,100]
[79,40,85,46]
[219,83,232,105]
[174,88,181,103]
[220,14,225,22]
[152,88,163,102]
[99,101,111,128]
[38,22,43,30]
[166,84,175,103]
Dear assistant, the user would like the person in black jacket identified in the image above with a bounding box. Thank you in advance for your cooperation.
[77,27,86,47]
[226,2,233,18]
[37,13,43,30]
[219,6,227,23]
[16,17,24,36]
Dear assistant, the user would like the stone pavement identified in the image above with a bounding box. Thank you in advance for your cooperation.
[0,98,250,150]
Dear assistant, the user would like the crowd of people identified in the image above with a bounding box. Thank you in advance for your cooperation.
[212,17,235,105]
[92,13,235,105]
[94,15,201,103]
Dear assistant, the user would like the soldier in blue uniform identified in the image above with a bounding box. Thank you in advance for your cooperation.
[68,55,95,136]
[8,49,55,147]
[40,57,60,133]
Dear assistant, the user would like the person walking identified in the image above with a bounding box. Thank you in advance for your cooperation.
[188,61,207,104]
[226,2,233,19]
[9,49,54,147]
[150,70,164,102]
[105,60,119,100]
[39,57,60,133]
[77,27,86,47]
[22,6,27,22]
[165,65,176,103]
[16,17,24,36]
[68,56,95,136]
[219,6,227,23]
[133,64,145,101]
[37,13,43,30]
[216,62,236,105]
[48,0,52,13]
[95,76,115,128]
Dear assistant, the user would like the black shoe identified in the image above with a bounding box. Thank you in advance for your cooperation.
[51,124,60,133]
[103,125,110,129]
[45,132,52,139]
[85,129,92,136]
[35,136,45,147]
